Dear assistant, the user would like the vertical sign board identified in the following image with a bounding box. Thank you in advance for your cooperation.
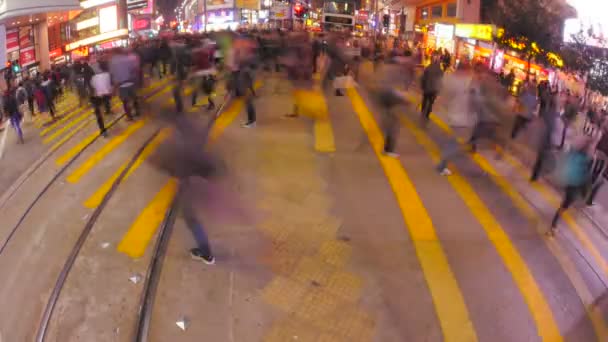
[6,29,18,53]
[19,46,36,67]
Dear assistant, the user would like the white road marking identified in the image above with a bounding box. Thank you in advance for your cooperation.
[0,124,9,160]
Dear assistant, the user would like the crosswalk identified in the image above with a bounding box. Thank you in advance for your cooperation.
[24,74,608,341]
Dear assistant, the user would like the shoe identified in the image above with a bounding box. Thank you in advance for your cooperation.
[101,131,108,138]
[439,168,452,176]
[383,151,399,158]
[190,248,215,265]
[207,103,216,111]
[242,122,256,128]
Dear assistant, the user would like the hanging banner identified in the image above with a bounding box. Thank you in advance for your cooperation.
[19,26,33,48]
[6,29,18,53]
[19,46,36,66]
[127,0,148,10]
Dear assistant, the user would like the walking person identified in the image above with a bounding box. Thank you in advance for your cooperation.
[531,90,560,182]
[90,61,113,137]
[190,38,217,111]
[41,75,57,118]
[550,138,593,234]
[24,76,36,118]
[150,114,224,265]
[15,82,29,122]
[4,87,24,144]
[420,53,444,122]
[109,48,140,121]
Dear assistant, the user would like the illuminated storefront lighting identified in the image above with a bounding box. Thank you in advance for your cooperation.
[65,29,128,51]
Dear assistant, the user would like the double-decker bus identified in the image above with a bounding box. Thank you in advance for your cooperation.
[321,0,356,32]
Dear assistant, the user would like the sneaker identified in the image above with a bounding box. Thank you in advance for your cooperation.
[383,151,399,158]
[439,168,452,176]
[242,122,256,128]
[101,131,109,138]
[190,248,215,265]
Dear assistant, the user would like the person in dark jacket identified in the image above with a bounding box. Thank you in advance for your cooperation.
[4,87,23,143]
[150,114,225,264]
[420,54,444,121]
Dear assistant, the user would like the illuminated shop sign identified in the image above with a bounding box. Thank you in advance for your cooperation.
[99,5,118,33]
[76,17,99,31]
[455,24,495,41]
[433,23,454,39]
[65,28,128,50]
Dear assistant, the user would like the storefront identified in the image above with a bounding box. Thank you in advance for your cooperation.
[453,23,495,66]
[206,9,238,31]
[65,4,128,55]
[426,23,454,53]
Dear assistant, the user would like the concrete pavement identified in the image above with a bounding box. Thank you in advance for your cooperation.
[0,70,606,341]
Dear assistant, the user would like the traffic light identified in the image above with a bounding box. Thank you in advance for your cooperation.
[11,60,20,73]
[382,14,389,28]
[294,3,307,18]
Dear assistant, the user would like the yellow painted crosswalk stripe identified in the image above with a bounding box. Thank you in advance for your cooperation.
[54,81,172,166]
[83,128,172,208]
[401,114,563,341]
[49,119,94,154]
[405,89,608,340]
[414,109,608,341]
[40,106,90,137]
[118,98,246,259]
[117,179,178,258]
[346,87,477,342]
[42,79,165,137]
[42,111,95,145]
[66,119,147,184]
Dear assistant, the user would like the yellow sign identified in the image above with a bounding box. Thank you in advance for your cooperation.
[454,24,494,41]
[236,0,259,9]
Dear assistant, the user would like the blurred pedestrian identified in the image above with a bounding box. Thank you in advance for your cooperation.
[4,86,23,144]
[109,48,140,120]
[90,60,113,137]
[550,137,593,233]
[190,38,217,111]
[420,53,444,121]
[150,114,226,265]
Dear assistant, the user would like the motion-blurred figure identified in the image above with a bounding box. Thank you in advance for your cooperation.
[420,53,444,121]
[150,114,226,264]
[109,48,140,121]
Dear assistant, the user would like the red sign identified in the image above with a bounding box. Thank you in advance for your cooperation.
[49,48,63,59]
[71,46,89,60]
[19,27,33,49]
[133,17,151,31]
[19,46,36,66]
[6,30,18,52]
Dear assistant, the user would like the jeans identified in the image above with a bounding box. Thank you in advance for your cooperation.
[91,95,110,133]
[421,92,438,119]
[10,115,22,140]
[118,84,139,119]
[179,178,213,259]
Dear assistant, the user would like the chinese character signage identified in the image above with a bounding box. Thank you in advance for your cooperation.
[455,24,495,41]
[19,46,36,66]
[6,29,18,53]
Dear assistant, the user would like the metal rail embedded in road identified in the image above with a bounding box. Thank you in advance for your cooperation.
[0,81,172,255]
[133,93,232,342]
[35,129,162,342]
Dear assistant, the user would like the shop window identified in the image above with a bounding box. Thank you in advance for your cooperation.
[431,5,443,18]
[421,7,429,19]
[447,3,457,17]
